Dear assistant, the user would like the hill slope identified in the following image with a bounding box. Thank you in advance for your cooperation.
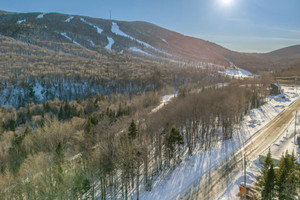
[0,11,299,73]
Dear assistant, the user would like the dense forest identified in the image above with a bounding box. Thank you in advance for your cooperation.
[0,77,275,199]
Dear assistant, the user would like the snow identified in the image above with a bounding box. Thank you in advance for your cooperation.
[218,86,300,200]
[218,112,299,200]
[162,38,168,44]
[33,83,44,101]
[222,68,253,79]
[111,22,132,38]
[105,37,114,50]
[36,13,44,19]
[151,94,176,113]
[17,19,26,24]
[137,86,300,200]
[111,22,170,55]
[221,58,253,79]
[88,39,95,46]
[58,32,80,45]
[80,17,103,34]
[64,16,74,23]
[129,47,152,56]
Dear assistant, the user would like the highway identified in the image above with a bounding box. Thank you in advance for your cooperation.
[175,98,300,200]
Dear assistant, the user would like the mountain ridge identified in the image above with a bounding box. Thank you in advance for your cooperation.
[0,10,299,73]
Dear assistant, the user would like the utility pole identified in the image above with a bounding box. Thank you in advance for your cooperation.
[244,153,247,199]
[295,111,298,144]
[109,10,111,20]
[296,77,298,94]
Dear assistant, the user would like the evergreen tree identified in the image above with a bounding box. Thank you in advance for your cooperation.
[58,105,64,120]
[8,134,27,174]
[262,165,276,200]
[257,149,274,188]
[54,142,65,165]
[286,153,298,199]
[24,127,31,135]
[277,152,290,200]
[276,151,298,200]
[43,101,51,112]
[165,127,184,165]
[54,142,65,192]
[256,149,277,199]
[86,117,93,136]
[128,120,137,140]
[167,127,184,152]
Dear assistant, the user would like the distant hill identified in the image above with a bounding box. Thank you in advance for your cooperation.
[0,11,299,73]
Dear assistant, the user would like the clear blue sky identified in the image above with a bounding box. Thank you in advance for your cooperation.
[1,0,300,52]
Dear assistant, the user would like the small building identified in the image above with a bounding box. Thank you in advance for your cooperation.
[270,83,282,95]
[238,183,257,199]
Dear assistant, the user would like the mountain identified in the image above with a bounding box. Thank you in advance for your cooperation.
[0,11,299,72]
[0,11,299,107]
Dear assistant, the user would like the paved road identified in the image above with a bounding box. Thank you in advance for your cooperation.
[175,98,300,200]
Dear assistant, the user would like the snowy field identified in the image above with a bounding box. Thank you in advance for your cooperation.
[221,68,253,79]
[136,86,300,200]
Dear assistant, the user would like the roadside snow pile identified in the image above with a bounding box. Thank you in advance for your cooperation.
[137,86,300,200]
[17,19,26,24]
[105,37,114,50]
[64,16,74,23]
[80,17,103,34]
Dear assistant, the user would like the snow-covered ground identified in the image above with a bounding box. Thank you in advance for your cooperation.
[80,17,103,34]
[162,38,168,44]
[64,16,74,23]
[136,86,300,200]
[221,58,253,79]
[151,94,177,113]
[36,13,44,19]
[105,37,114,50]
[221,68,253,79]
[129,47,152,57]
[33,83,44,101]
[88,39,95,46]
[17,19,26,24]
[58,32,80,45]
[111,22,170,56]
[218,101,300,200]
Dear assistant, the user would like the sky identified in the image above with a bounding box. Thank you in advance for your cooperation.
[1,0,300,52]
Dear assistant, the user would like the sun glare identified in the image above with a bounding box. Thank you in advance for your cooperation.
[221,0,232,6]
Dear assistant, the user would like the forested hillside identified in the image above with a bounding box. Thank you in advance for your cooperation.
[0,78,270,199]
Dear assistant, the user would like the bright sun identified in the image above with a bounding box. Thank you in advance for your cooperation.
[221,0,232,6]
